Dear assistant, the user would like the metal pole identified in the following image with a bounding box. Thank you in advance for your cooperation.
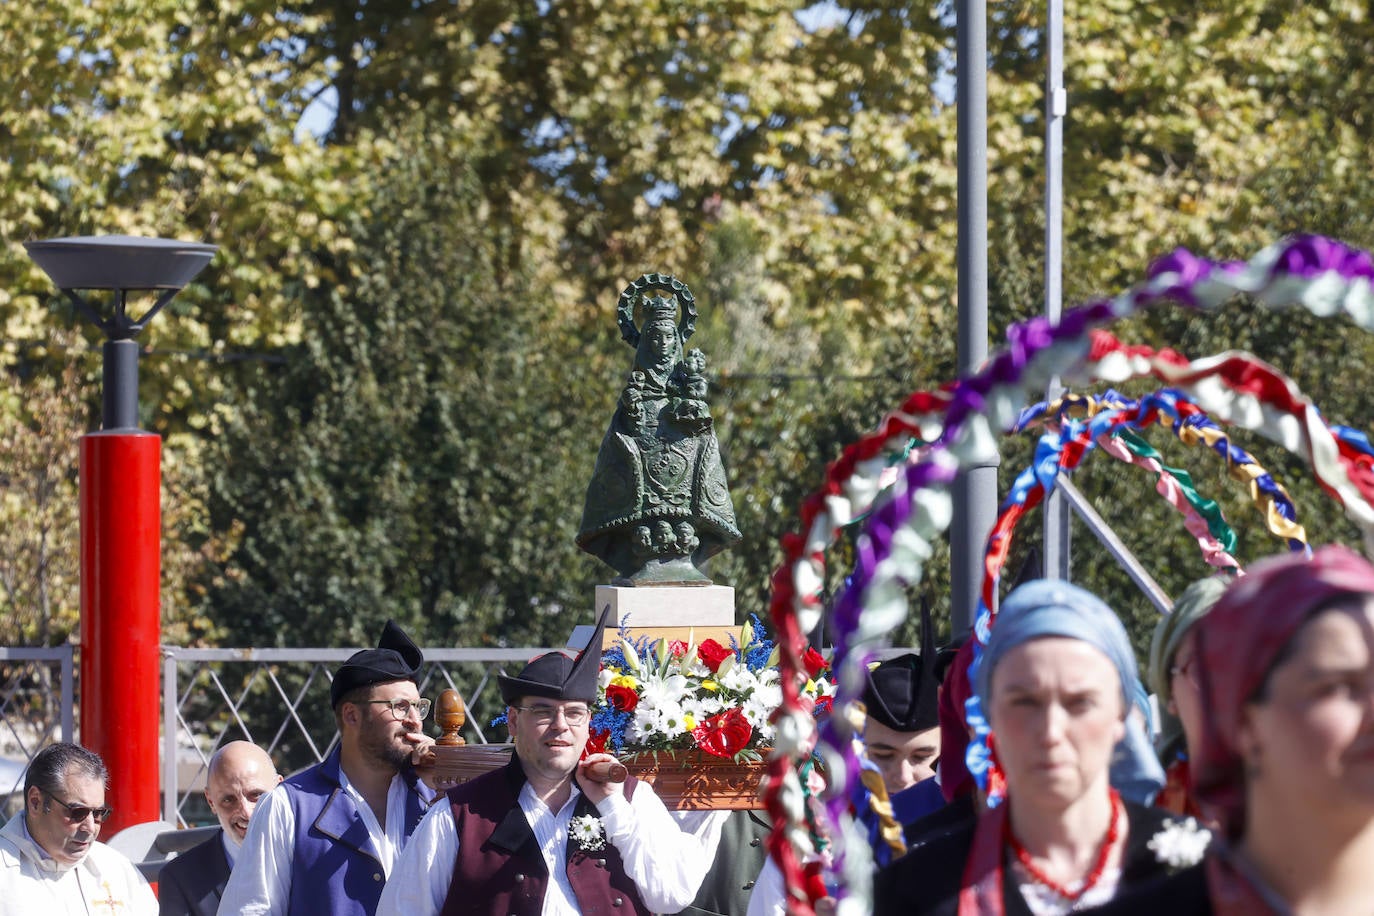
[951,0,998,637]
[101,339,140,430]
[1042,0,1071,580]
[80,431,161,834]
[60,647,74,743]
[1058,478,1171,612]
[163,650,179,825]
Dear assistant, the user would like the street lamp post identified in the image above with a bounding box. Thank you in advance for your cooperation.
[25,236,216,834]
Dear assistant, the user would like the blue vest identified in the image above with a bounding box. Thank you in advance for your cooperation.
[283,745,429,916]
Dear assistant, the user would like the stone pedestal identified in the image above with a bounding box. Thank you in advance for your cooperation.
[569,583,737,650]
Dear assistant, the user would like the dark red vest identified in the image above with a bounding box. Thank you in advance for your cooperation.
[439,758,652,916]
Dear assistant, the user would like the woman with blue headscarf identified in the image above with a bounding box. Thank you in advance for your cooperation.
[874,580,1189,916]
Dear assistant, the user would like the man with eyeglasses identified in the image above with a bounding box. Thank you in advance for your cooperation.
[221,620,437,916]
[378,606,709,915]
[0,741,157,914]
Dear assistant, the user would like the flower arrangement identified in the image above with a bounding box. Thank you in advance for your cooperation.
[587,615,834,763]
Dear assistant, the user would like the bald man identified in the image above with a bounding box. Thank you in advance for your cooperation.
[159,742,281,916]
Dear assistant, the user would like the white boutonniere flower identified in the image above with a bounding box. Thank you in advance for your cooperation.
[570,814,606,852]
[1147,817,1211,869]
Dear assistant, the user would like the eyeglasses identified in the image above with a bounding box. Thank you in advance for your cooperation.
[44,792,113,825]
[513,704,591,726]
[363,698,432,721]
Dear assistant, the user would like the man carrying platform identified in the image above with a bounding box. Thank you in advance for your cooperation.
[378,606,709,916]
[220,620,436,916]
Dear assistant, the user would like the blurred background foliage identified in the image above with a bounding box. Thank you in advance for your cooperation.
[4,1,1374,663]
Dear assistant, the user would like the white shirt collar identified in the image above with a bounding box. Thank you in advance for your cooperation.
[220,828,240,867]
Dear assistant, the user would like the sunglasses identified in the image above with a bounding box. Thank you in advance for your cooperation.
[45,791,113,824]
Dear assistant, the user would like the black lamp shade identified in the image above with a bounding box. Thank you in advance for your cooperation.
[25,235,217,291]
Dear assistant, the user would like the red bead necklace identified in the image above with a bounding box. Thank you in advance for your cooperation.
[1005,789,1123,902]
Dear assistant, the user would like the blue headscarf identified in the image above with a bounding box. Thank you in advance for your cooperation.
[976,579,1165,805]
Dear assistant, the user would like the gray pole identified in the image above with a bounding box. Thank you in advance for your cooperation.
[950,0,998,637]
[1042,0,1071,580]
[102,339,141,430]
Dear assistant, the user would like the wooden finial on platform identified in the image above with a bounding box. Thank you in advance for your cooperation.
[435,688,466,747]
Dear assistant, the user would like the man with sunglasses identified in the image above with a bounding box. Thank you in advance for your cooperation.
[221,620,437,916]
[0,741,157,914]
[378,606,709,915]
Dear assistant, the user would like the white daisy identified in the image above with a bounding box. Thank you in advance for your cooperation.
[742,697,772,728]
[720,666,759,693]
[753,683,783,709]
[658,703,691,738]
[630,707,662,743]
[570,814,606,852]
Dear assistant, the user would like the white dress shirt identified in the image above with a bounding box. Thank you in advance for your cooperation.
[377,778,709,915]
[218,769,434,916]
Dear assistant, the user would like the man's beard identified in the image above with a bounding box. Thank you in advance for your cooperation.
[359,719,410,771]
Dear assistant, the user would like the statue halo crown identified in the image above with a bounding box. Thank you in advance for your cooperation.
[616,272,698,348]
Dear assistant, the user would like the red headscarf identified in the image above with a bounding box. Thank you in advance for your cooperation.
[1192,544,1374,838]
[939,639,977,803]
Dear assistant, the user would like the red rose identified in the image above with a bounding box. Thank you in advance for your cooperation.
[605,684,639,713]
[691,708,753,758]
[696,639,734,673]
[801,646,829,679]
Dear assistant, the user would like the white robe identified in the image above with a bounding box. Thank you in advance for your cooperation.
[0,813,157,916]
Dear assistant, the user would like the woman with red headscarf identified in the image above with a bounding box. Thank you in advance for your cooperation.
[1096,544,1374,915]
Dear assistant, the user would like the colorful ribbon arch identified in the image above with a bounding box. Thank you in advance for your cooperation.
[763,236,1374,916]
[1009,386,1313,567]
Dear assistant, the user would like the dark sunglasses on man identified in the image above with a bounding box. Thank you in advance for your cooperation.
[45,791,113,824]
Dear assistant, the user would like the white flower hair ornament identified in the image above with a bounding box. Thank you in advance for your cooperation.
[1146,817,1211,870]
[570,814,607,853]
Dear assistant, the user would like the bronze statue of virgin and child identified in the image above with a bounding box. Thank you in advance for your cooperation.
[577,274,741,586]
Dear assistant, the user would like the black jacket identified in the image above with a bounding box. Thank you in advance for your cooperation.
[157,829,233,916]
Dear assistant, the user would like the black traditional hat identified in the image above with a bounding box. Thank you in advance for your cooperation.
[862,599,941,732]
[330,619,424,708]
[932,634,969,686]
[499,605,613,705]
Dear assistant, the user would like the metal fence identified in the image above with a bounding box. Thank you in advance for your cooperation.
[160,646,552,826]
[0,646,76,822]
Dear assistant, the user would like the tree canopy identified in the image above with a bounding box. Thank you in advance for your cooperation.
[4,1,1374,659]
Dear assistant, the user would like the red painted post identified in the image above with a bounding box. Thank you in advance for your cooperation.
[80,430,161,835]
